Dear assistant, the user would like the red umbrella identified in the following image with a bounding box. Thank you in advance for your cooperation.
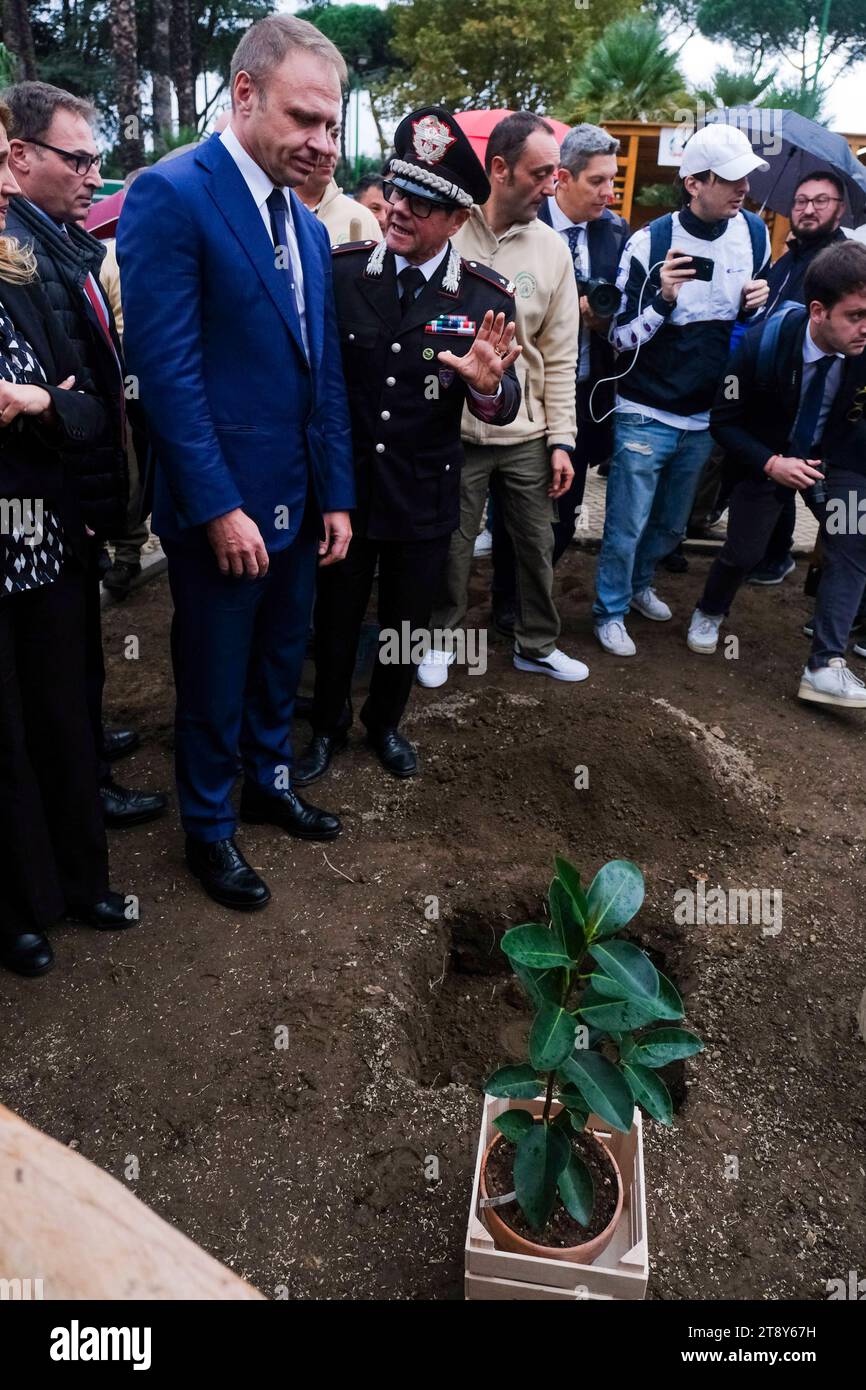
[85,188,125,240]
[455,109,571,168]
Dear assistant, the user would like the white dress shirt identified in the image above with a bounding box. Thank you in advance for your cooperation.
[548,194,589,383]
[220,125,309,357]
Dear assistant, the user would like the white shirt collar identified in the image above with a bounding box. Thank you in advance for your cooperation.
[804,322,844,362]
[394,243,449,282]
[548,194,586,233]
[220,124,291,219]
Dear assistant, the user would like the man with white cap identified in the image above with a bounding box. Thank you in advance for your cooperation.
[593,122,771,657]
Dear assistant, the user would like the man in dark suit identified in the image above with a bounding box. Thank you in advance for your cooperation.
[687,240,866,708]
[4,80,168,830]
[489,123,628,630]
[118,16,356,909]
[295,106,521,786]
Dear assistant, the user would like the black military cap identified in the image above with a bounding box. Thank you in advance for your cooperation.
[386,105,490,210]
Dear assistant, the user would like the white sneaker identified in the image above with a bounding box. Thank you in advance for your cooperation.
[417,648,456,688]
[513,647,589,682]
[594,620,636,657]
[852,638,866,659]
[631,587,672,622]
[798,657,866,708]
[473,529,493,557]
[687,608,724,654]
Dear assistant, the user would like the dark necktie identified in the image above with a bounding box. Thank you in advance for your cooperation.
[265,187,305,353]
[398,265,426,318]
[791,353,836,457]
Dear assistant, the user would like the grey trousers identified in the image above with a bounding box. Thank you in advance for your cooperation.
[431,438,560,656]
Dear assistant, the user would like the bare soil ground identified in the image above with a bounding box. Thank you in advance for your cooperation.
[2,548,865,1301]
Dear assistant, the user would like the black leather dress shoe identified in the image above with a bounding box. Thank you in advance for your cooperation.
[239,784,341,840]
[102,559,141,600]
[185,835,271,910]
[101,725,141,762]
[0,931,54,976]
[294,731,348,786]
[67,890,140,930]
[365,727,418,778]
[100,778,168,828]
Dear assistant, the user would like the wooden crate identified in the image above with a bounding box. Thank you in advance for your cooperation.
[465,1095,648,1301]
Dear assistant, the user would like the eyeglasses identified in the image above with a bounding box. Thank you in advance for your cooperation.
[791,194,842,211]
[25,139,101,176]
[382,181,451,219]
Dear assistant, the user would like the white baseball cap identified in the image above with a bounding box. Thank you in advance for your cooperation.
[678,124,769,182]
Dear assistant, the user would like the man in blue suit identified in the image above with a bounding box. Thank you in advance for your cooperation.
[118,16,356,911]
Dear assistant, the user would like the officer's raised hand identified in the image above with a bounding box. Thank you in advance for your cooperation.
[437,310,522,395]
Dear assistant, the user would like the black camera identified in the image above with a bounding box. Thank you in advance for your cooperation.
[576,276,621,318]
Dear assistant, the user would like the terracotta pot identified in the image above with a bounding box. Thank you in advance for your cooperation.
[479,1122,624,1266]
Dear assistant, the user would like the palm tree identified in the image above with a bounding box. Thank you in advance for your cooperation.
[565,16,692,124]
[151,0,173,149]
[696,65,776,109]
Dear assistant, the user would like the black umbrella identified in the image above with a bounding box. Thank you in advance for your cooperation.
[702,108,866,227]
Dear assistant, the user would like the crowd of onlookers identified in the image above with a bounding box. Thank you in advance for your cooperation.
[3,12,866,981]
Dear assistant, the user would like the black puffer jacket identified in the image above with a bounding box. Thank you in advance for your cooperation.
[5,195,128,535]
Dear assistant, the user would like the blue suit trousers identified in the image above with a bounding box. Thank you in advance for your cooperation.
[164,511,318,841]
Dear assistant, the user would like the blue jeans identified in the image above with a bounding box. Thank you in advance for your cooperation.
[593,413,715,622]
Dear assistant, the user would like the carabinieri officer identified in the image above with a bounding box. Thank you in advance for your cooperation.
[296,105,521,783]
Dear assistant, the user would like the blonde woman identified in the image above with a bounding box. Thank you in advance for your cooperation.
[0,103,136,977]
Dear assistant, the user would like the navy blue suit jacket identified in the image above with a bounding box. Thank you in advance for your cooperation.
[117,133,356,550]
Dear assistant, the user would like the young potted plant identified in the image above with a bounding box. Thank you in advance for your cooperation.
[467,855,702,1298]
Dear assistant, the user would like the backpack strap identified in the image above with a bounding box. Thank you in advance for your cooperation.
[741,209,768,277]
[755,303,807,392]
[647,212,674,290]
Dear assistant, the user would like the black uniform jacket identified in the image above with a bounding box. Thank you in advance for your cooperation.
[331,239,521,541]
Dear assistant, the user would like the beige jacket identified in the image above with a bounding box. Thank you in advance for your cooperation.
[454,205,578,449]
[99,238,124,337]
[313,180,382,246]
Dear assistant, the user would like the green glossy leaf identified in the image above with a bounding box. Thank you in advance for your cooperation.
[484,1064,540,1099]
[632,1028,704,1068]
[512,962,566,1009]
[549,878,586,961]
[586,859,645,938]
[551,1105,573,1132]
[654,971,685,1020]
[570,1110,589,1133]
[578,995,663,1033]
[529,1003,577,1071]
[513,1122,571,1232]
[619,1033,638,1064]
[554,855,589,924]
[494,1108,536,1141]
[588,968,683,1020]
[623,1063,674,1125]
[560,1052,635,1133]
[554,1087,590,1130]
[589,940,659,1000]
[558,1152,594,1225]
[501,923,576,970]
